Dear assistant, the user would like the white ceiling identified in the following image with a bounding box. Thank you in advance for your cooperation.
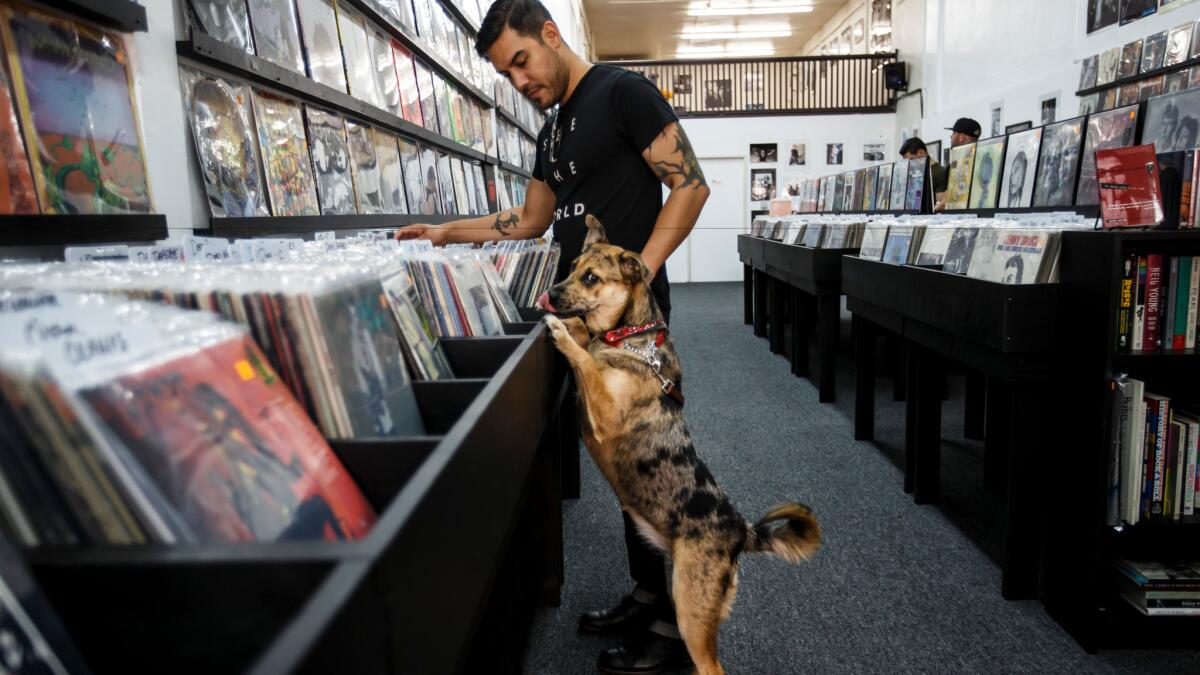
[584,0,852,61]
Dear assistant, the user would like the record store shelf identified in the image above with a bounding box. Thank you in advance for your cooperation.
[177,32,493,166]
[26,323,568,675]
[499,160,535,179]
[0,214,167,249]
[1075,54,1200,98]
[343,0,495,108]
[440,0,481,37]
[497,106,540,141]
[36,0,148,32]
[202,214,462,239]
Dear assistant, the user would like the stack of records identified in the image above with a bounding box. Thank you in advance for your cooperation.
[484,239,562,308]
[400,248,514,338]
[1114,560,1200,616]
[750,217,769,237]
[0,291,376,545]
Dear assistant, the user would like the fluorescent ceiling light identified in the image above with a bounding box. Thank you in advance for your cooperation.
[688,5,813,16]
[680,29,792,39]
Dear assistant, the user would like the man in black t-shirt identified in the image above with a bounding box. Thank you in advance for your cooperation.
[396,1,710,672]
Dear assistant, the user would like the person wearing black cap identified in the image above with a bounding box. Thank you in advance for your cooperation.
[947,117,982,148]
[898,136,948,199]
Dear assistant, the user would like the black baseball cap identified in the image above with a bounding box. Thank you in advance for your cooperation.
[946,118,982,137]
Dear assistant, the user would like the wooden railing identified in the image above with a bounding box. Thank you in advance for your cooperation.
[599,53,899,117]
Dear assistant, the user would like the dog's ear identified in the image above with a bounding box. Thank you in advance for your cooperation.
[619,251,650,283]
[583,214,608,247]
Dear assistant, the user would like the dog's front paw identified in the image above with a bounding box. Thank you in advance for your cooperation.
[543,315,572,350]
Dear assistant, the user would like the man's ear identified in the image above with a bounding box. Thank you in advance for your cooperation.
[583,214,608,247]
[541,20,562,48]
[619,251,649,282]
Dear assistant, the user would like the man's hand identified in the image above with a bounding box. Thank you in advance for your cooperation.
[395,223,451,245]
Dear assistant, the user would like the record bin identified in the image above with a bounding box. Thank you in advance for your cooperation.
[23,323,568,674]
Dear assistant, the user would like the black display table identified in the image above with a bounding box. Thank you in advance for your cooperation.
[842,256,1058,600]
[739,235,855,402]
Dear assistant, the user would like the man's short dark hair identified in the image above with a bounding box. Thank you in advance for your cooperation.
[476,0,555,57]
[898,138,927,157]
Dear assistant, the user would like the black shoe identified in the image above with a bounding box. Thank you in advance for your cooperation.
[578,595,655,635]
[597,628,692,675]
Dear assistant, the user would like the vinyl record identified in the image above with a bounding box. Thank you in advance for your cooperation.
[368,28,401,115]
[1032,117,1085,208]
[187,0,254,53]
[338,6,382,108]
[436,151,456,214]
[393,42,423,127]
[345,119,383,214]
[968,137,1005,209]
[414,59,439,134]
[399,137,426,215]
[999,128,1042,208]
[0,44,37,214]
[417,143,441,214]
[251,91,319,215]
[296,0,347,93]
[248,0,305,74]
[374,129,407,214]
[304,106,356,215]
[184,71,269,217]
[1076,104,1139,206]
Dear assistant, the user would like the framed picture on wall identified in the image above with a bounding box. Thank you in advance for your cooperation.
[1088,0,1119,34]
[863,143,885,161]
[787,142,806,165]
[853,19,865,45]
[750,143,778,163]
[750,169,776,201]
[703,79,731,108]
[1040,94,1058,125]
[990,102,1003,137]
[1005,121,1033,133]
[826,143,844,165]
[674,74,692,95]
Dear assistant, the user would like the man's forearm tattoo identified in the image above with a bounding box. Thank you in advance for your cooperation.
[493,210,520,236]
[649,125,708,190]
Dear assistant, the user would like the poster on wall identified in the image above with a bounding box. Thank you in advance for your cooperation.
[750,169,776,201]
[870,0,892,52]
[787,142,806,165]
[704,79,731,108]
[1040,94,1058,125]
[750,143,777,163]
[863,143,885,161]
[826,143,844,165]
[782,171,804,197]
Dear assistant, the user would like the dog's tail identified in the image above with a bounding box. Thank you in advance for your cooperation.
[743,503,821,564]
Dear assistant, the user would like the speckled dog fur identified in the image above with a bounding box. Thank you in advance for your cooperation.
[542,216,821,675]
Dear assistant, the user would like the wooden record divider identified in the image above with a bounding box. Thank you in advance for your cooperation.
[739,234,856,403]
[842,255,1059,601]
[24,323,569,674]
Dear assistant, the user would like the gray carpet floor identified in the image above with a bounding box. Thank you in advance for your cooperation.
[522,281,1200,674]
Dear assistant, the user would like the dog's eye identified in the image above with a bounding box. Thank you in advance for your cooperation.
[583,272,599,286]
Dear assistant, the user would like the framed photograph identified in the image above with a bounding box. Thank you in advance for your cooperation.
[990,102,1003,137]
[926,140,942,164]
[704,79,732,108]
[750,168,776,201]
[1088,0,1120,34]
[749,143,777,163]
[1032,116,1085,207]
[826,143,844,165]
[674,74,692,95]
[863,143,885,161]
[1040,94,1058,125]
[1143,87,1200,152]
[787,142,806,165]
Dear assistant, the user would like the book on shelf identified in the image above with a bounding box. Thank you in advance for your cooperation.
[1097,145,1165,229]
[1114,559,1200,615]
[1115,252,1200,352]
[1112,376,1199,526]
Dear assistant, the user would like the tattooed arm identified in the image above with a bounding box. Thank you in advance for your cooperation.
[639,122,711,278]
[395,177,556,244]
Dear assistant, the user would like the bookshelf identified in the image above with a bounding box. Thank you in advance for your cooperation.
[1047,229,1200,651]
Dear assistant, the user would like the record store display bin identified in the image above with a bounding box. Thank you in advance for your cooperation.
[24,319,569,675]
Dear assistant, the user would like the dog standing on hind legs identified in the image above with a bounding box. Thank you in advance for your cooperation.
[539,215,822,675]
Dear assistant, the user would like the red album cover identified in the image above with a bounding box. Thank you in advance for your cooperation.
[80,335,376,543]
[1097,144,1164,229]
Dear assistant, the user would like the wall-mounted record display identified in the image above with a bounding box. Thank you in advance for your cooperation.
[1143,87,1200,153]
[339,5,384,109]
[248,0,305,74]
[304,105,356,215]
[180,66,269,217]
[368,26,402,116]
[251,90,319,215]
[969,136,1006,209]
[999,127,1042,208]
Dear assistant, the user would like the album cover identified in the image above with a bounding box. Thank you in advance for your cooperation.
[345,119,383,214]
[472,162,489,213]
[80,334,376,542]
[413,0,435,41]
[1143,87,1200,153]
[381,266,455,380]
[397,137,425,214]
[1096,144,1164,228]
[447,87,466,144]
[1193,20,1200,60]
[1143,31,1168,74]
[1192,65,1200,87]
[1080,93,1100,115]
[416,143,441,214]
[5,10,153,215]
[415,60,439,134]
[304,106,356,214]
[374,129,406,214]
[1088,0,1119,34]
[876,163,893,210]
[750,168,775,201]
[862,166,878,210]
[391,43,422,127]
[1118,82,1140,107]
[1166,23,1193,67]
[338,6,383,109]
[181,67,269,217]
[905,157,926,211]
[999,127,1041,208]
[251,91,319,215]
[863,143,886,162]
[248,0,305,74]
[943,143,976,210]
[367,0,416,33]
[450,157,470,214]
[296,0,347,93]
[941,227,979,274]
[881,225,913,265]
[1033,117,1084,207]
[432,75,453,142]
[1119,40,1143,79]
[968,137,1005,209]
[1079,55,1098,91]
[1098,46,1120,85]
[1101,88,1118,111]
[461,158,479,213]
[436,150,455,214]
[1164,69,1189,94]
[469,101,486,152]
[1138,75,1164,101]
[913,226,953,267]
[1120,0,1158,26]
[827,143,844,165]
[843,171,858,211]
[859,224,888,260]
[187,0,254,54]
[1076,104,1139,206]
[0,49,36,214]
[966,228,1051,284]
[311,281,415,438]
[704,79,731,108]
[367,29,401,116]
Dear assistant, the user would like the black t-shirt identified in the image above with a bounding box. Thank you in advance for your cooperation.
[532,65,677,312]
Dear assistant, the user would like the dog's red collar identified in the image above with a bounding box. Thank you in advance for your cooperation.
[602,321,667,348]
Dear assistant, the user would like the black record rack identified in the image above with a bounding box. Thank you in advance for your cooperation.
[31,0,148,32]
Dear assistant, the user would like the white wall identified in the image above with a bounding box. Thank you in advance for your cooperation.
[544,0,592,59]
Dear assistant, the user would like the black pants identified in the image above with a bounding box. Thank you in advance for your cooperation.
[623,301,675,624]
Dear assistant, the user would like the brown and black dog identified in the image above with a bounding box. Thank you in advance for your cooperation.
[539,215,821,675]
